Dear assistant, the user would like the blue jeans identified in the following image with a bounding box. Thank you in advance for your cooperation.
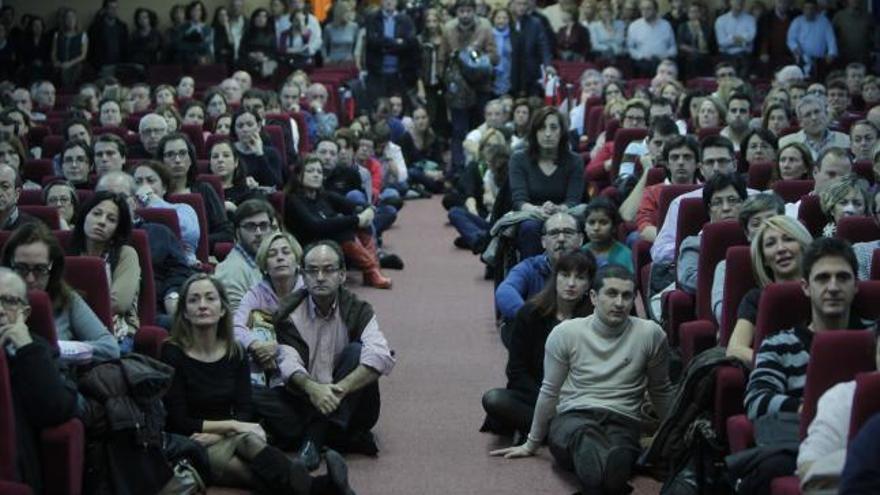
[448,207,489,248]
[345,190,398,237]
[516,219,544,258]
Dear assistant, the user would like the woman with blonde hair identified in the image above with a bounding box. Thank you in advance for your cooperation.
[162,273,353,493]
[695,96,725,132]
[726,215,813,364]
[819,175,871,237]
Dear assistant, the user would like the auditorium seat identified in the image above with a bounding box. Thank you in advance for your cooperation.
[771,179,814,203]
[611,128,648,169]
[849,372,880,442]
[746,161,774,191]
[135,208,181,239]
[63,256,113,329]
[797,194,825,238]
[19,205,60,230]
[836,216,880,244]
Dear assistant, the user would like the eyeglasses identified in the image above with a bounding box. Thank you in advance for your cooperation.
[544,228,580,238]
[302,266,342,277]
[163,149,189,159]
[0,295,26,310]
[11,262,52,277]
[47,195,72,206]
[240,221,273,233]
[709,196,743,208]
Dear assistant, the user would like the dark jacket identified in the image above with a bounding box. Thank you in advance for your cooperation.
[136,220,195,301]
[364,9,420,86]
[284,189,361,245]
[77,354,175,495]
[510,13,552,97]
[274,288,375,369]
[9,337,79,494]
[505,302,559,401]
[88,15,129,67]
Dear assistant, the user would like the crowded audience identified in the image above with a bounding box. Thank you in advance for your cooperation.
[1,0,880,493]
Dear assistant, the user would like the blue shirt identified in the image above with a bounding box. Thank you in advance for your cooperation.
[492,27,512,95]
[495,254,551,319]
[714,11,756,55]
[786,14,837,59]
[382,12,398,74]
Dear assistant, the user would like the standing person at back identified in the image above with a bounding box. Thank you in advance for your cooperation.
[508,0,552,98]
[363,0,419,108]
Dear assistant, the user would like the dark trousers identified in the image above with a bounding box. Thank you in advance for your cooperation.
[548,409,641,495]
[449,92,492,174]
[253,343,381,451]
[516,219,544,258]
[448,207,490,248]
[366,73,405,110]
[481,388,536,434]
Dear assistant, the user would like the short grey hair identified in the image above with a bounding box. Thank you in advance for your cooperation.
[579,69,602,88]
[0,267,27,299]
[795,94,828,118]
[96,171,137,196]
[138,113,167,133]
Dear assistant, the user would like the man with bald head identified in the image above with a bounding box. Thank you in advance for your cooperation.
[96,172,194,322]
[220,77,243,105]
[253,240,395,466]
[495,212,584,326]
[0,268,78,493]
[129,113,169,159]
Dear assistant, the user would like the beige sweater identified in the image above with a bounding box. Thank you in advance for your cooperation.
[525,314,675,447]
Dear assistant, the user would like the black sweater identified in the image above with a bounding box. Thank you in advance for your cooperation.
[284,190,360,245]
[505,302,560,402]
[160,342,253,436]
[238,146,284,190]
[10,337,79,494]
[190,181,234,249]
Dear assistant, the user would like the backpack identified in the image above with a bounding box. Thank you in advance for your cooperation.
[443,50,478,110]
[660,416,734,495]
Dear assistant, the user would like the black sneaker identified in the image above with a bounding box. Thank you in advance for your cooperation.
[379,253,404,269]
[345,430,379,456]
[453,236,470,249]
[602,446,633,494]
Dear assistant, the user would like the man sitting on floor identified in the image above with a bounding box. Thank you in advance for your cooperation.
[495,212,583,322]
[262,241,396,470]
[492,264,674,495]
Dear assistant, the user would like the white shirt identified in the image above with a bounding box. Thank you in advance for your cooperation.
[797,381,855,475]
[626,17,677,60]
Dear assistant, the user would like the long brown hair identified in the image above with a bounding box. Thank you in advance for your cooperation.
[529,251,597,318]
[0,222,72,310]
[168,273,242,359]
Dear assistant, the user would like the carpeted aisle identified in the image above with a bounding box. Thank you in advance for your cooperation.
[340,197,662,495]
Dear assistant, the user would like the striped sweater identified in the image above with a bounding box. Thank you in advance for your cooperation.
[744,326,814,421]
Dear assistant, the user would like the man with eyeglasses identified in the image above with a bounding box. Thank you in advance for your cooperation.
[97,172,195,326]
[0,267,78,494]
[650,135,750,266]
[496,212,584,337]
[779,94,849,161]
[0,163,36,231]
[260,240,394,467]
[720,93,752,152]
[129,113,168,159]
[215,199,280,312]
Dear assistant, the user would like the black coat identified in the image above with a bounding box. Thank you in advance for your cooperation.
[363,10,419,85]
[9,337,79,494]
[505,302,559,401]
[510,14,551,97]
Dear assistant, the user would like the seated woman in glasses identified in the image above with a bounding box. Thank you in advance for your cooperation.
[42,179,79,230]
[0,222,120,363]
